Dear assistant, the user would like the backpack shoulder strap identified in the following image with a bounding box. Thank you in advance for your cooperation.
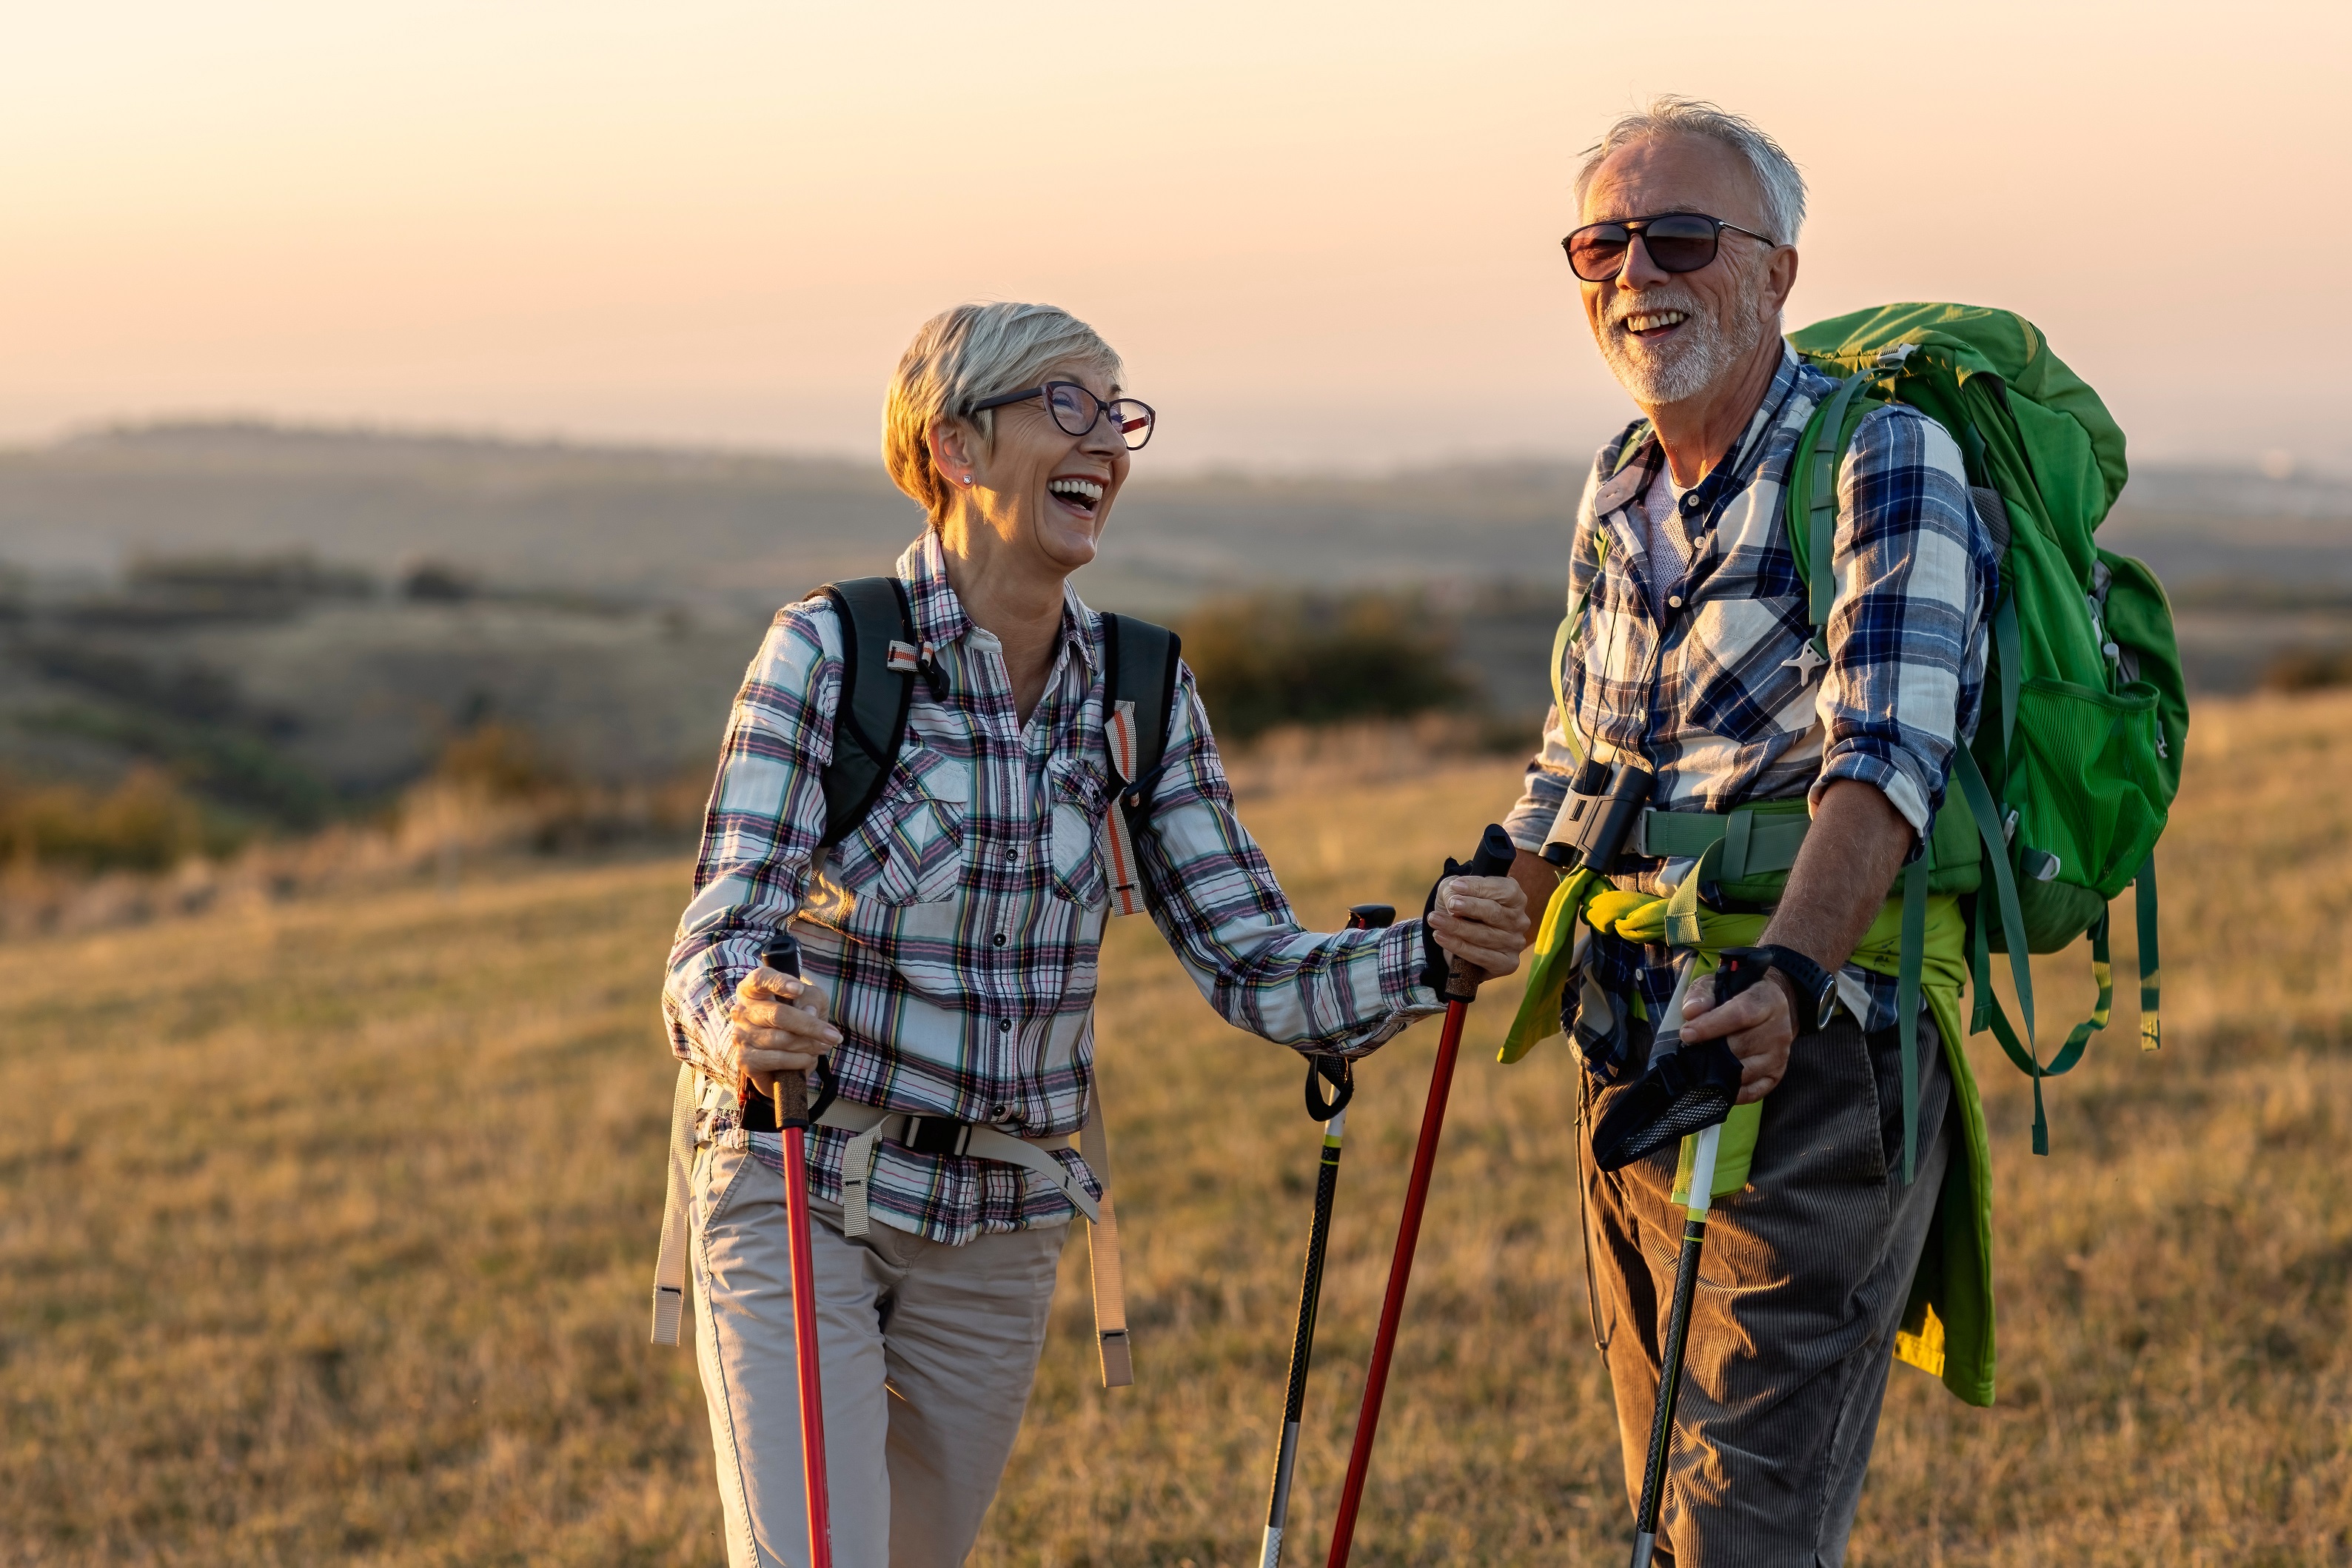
[1101,612,1182,788]
[1781,369,1881,650]
[809,575,918,847]
[1098,612,1182,917]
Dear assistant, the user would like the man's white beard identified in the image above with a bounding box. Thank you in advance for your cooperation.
[1598,266,1771,406]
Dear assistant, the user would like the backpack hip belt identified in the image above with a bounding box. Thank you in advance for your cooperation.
[815,1095,1101,1236]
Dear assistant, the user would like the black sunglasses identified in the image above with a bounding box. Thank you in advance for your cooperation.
[969,381,1156,450]
[1561,212,1778,282]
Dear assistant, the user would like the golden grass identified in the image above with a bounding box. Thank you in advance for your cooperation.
[4,697,2350,1564]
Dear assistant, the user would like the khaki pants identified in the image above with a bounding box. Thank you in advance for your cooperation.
[1586,1015,1954,1567]
[692,1142,1068,1568]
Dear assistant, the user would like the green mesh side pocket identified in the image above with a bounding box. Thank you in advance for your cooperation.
[2008,675,2165,904]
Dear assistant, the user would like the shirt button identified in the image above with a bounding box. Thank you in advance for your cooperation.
[1666,594,1684,609]
[991,1103,1010,1119]
[998,1018,1013,1032]
[991,932,1008,948]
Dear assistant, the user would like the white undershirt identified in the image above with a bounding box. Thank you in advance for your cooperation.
[1640,470,1697,611]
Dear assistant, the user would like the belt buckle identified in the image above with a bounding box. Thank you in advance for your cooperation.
[1630,807,1655,858]
[902,1115,972,1159]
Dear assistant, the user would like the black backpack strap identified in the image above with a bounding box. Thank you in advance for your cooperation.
[1102,612,1182,788]
[810,576,919,847]
[1099,612,1182,916]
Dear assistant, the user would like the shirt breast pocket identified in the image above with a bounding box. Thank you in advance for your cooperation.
[1683,592,1817,743]
[828,739,968,905]
[1046,757,1110,909]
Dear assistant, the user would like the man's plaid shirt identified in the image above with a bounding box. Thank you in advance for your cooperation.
[1503,348,1998,1029]
[666,530,1441,1244]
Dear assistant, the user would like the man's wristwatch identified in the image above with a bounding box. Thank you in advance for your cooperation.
[1721,945,1838,1036]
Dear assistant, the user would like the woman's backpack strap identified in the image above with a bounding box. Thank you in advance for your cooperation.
[809,577,919,847]
[1099,612,1182,916]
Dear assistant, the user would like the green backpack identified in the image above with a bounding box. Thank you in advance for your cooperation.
[1783,303,2190,1153]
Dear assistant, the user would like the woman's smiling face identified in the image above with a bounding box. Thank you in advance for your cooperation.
[934,360,1132,577]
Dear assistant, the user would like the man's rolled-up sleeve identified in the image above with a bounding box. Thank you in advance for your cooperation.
[1810,403,1994,839]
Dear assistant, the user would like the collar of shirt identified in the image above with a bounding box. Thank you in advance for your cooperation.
[1590,346,1809,535]
[902,529,1102,686]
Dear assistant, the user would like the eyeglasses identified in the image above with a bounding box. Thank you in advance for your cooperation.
[969,381,1156,450]
[1561,212,1777,283]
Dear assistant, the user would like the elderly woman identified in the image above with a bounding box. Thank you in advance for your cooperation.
[660,301,1527,1568]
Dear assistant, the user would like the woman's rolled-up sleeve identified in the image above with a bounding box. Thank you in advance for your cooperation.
[661,606,841,1076]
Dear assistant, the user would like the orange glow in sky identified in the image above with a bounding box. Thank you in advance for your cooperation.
[4,0,2347,472]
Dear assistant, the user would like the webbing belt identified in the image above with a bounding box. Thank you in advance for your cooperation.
[822,1097,1099,1233]
[1635,805,1810,877]
[648,1064,1133,1386]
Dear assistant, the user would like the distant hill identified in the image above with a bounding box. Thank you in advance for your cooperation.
[5,419,2348,611]
[4,421,2351,817]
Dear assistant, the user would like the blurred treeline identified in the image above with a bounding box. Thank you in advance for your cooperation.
[1176,589,1472,740]
[0,580,1528,903]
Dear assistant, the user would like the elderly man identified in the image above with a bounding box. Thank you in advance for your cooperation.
[1499,99,1997,1563]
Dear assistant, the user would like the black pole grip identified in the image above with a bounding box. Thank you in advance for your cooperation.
[1469,822,1516,880]
[1432,824,1521,1002]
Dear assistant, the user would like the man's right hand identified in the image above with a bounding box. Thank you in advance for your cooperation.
[726,965,841,1095]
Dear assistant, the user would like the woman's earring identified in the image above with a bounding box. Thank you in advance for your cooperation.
[963,474,975,486]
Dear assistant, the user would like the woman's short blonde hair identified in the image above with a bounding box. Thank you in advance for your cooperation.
[882,302,1124,522]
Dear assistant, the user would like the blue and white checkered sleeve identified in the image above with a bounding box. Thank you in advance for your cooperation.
[662,606,840,1075]
[1811,403,1991,837]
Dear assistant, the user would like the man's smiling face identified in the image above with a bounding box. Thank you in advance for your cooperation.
[1578,133,1789,409]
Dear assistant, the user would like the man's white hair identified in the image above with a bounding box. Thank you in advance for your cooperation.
[882,301,1123,523]
[1573,96,1807,247]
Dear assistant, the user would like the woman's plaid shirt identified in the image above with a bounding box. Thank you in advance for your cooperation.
[665,531,1440,1244]
[1503,349,1999,1029]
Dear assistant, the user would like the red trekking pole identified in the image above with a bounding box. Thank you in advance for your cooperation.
[1325,824,1518,1568]
[759,937,834,1568]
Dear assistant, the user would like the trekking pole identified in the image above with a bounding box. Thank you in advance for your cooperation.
[758,937,836,1568]
[1325,825,1518,1568]
[1621,950,1772,1568]
[1256,902,1394,1568]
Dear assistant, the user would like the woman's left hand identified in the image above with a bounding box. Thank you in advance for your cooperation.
[1427,874,1531,982]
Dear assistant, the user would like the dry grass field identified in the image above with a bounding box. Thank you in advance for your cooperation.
[3,695,2350,1564]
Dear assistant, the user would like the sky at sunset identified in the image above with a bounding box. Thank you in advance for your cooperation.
[5,0,2348,474]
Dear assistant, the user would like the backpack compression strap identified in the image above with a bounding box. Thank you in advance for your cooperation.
[811,577,921,847]
[1100,612,1182,918]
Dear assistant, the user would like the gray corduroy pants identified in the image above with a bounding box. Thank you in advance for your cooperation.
[1585,1013,1953,1567]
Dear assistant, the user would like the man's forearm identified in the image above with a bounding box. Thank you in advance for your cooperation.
[1759,780,1915,971]
[1509,848,1561,948]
